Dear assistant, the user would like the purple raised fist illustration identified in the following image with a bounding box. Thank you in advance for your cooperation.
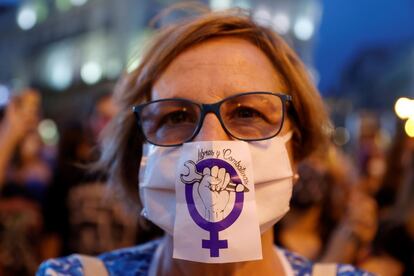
[197,166,231,221]
[181,161,247,222]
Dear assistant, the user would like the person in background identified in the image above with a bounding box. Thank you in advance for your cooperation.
[0,89,42,187]
[275,145,378,265]
[7,129,52,202]
[42,93,162,259]
[376,119,413,215]
[0,89,51,276]
[359,120,414,276]
[89,93,119,141]
[355,113,387,198]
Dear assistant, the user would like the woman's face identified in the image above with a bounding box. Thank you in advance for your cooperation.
[152,37,293,159]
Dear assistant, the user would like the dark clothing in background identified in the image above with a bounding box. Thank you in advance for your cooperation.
[43,164,163,256]
[0,182,44,276]
[43,164,139,255]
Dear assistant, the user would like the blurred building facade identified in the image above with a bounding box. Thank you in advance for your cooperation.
[0,0,322,120]
[1,0,413,146]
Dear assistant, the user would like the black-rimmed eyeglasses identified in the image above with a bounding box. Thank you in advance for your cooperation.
[132,91,292,147]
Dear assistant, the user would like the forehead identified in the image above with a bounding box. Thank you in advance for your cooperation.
[152,37,286,102]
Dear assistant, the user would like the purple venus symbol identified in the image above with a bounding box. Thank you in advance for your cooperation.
[185,158,244,257]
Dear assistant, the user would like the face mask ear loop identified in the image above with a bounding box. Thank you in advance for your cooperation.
[142,144,152,158]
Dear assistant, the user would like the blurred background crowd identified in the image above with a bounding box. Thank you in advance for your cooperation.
[0,0,413,275]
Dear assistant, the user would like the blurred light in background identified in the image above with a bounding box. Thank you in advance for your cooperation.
[293,17,314,41]
[332,126,350,146]
[70,0,88,7]
[126,59,140,73]
[56,0,72,12]
[394,97,414,119]
[50,62,73,91]
[253,6,272,26]
[232,0,251,9]
[405,118,414,137]
[209,0,232,11]
[34,0,49,23]
[38,119,59,145]
[126,29,154,73]
[272,12,290,35]
[105,58,123,80]
[43,45,74,91]
[17,4,37,30]
[81,61,102,85]
[0,85,10,106]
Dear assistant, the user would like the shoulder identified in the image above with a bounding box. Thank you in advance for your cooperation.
[335,264,376,276]
[278,248,375,276]
[36,254,83,276]
[37,239,161,276]
[99,239,160,275]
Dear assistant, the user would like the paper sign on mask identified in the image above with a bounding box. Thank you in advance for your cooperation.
[173,141,262,263]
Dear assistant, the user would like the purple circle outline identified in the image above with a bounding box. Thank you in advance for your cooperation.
[185,158,244,232]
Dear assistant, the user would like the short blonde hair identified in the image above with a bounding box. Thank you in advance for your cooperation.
[98,8,330,209]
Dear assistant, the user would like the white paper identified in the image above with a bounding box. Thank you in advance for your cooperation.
[173,141,262,263]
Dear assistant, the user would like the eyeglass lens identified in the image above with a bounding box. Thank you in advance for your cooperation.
[139,93,284,145]
[140,100,201,146]
[220,93,283,140]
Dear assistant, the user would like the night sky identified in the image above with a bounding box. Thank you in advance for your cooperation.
[315,0,414,95]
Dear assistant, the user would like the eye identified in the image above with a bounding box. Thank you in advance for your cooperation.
[159,109,195,126]
[235,107,262,118]
[231,106,268,121]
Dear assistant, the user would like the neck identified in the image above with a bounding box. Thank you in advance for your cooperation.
[158,229,285,276]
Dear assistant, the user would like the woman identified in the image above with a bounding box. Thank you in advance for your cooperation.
[38,8,373,276]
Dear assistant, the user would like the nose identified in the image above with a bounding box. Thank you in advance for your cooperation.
[193,113,231,142]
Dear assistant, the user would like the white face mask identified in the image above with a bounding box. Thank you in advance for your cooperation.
[139,132,293,263]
